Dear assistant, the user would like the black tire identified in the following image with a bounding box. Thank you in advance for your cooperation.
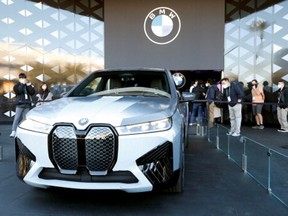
[170,167,184,193]
[168,127,185,193]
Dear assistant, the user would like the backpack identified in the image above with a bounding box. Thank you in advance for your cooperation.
[214,85,223,108]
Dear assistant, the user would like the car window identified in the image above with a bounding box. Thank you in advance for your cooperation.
[78,77,102,96]
[70,71,171,97]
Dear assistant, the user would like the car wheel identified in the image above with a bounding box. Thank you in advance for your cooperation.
[184,123,189,149]
[169,155,184,193]
[184,102,189,148]
[168,130,185,193]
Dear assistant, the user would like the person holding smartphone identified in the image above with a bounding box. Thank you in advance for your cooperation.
[10,73,35,137]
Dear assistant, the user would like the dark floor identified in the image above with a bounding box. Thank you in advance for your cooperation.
[0,123,287,215]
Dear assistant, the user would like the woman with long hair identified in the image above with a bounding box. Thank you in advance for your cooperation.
[36,82,53,106]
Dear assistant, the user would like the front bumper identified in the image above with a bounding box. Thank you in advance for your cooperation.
[15,123,182,193]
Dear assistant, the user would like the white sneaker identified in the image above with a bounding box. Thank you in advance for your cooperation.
[232,132,240,137]
[9,131,16,138]
[226,131,233,135]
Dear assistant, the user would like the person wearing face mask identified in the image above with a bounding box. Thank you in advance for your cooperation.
[10,73,36,137]
[189,80,205,126]
[36,82,53,106]
[221,77,244,137]
[276,81,288,132]
[251,79,265,129]
[205,78,220,128]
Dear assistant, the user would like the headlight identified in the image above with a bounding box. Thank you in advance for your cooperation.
[116,118,172,135]
[18,118,53,134]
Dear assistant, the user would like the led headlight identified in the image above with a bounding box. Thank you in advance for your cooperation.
[117,118,172,135]
[19,118,53,134]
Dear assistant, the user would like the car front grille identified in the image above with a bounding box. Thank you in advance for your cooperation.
[50,125,117,175]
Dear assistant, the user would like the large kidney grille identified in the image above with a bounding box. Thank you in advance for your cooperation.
[51,125,116,175]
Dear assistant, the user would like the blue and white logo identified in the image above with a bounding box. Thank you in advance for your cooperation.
[144,7,181,45]
[78,118,89,126]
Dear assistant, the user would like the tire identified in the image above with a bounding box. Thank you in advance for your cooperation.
[171,168,184,193]
[168,128,185,193]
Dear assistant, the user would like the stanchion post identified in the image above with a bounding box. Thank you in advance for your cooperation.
[0,145,3,161]
[196,125,200,135]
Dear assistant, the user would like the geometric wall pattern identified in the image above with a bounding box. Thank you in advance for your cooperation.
[0,0,104,122]
[224,0,288,89]
[3,0,287,122]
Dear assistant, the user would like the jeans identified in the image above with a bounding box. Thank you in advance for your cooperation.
[190,103,203,125]
[12,107,30,131]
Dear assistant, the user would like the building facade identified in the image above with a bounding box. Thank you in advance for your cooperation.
[224,0,287,89]
[0,0,287,123]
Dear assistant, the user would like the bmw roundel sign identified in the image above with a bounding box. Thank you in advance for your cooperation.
[144,7,181,45]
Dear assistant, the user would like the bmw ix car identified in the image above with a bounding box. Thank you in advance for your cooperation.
[15,68,192,193]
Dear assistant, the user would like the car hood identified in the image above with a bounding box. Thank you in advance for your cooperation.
[27,96,175,128]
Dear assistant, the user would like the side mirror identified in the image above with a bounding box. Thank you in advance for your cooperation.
[181,92,196,101]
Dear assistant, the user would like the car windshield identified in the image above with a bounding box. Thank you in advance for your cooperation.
[68,70,171,98]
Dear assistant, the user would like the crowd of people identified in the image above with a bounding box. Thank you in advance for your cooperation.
[7,72,288,138]
[187,77,288,136]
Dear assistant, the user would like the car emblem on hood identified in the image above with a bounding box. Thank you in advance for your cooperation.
[79,118,89,126]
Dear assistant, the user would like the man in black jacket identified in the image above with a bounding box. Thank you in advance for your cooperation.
[10,73,35,137]
[221,77,244,137]
[189,80,205,126]
[205,78,217,128]
[277,81,288,132]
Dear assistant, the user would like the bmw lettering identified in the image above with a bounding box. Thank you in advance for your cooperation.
[144,7,181,45]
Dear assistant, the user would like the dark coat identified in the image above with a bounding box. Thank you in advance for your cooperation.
[206,85,216,103]
[277,86,288,109]
[13,82,36,108]
[224,81,244,107]
[192,85,205,100]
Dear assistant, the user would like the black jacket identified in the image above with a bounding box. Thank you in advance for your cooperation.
[224,81,244,107]
[277,86,288,109]
[206,85,216,103]
[13,82,35,108]
[191,85,205,100]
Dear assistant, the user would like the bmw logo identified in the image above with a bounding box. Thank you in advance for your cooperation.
[173,72,186,88]
[78,118,89,126]
[144,7,181,45]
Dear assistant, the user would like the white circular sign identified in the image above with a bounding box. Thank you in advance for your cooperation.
[144,7,181,45]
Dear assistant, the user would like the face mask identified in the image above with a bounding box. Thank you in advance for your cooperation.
[19,78,26,84]
[278,84,282,89]
[222,84,228,89]
[205,83,209,87]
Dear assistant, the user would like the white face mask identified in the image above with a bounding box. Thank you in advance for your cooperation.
[222,84,228,89]
[205,83,209,87]
[278,84,282,89]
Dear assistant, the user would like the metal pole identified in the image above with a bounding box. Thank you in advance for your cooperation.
[0,145,3,161]
[242,154,247,173]
[196,125,200,135]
